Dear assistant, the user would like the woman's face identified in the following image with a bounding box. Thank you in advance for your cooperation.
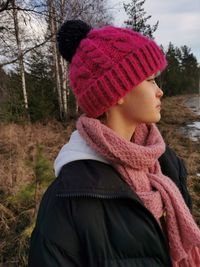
[117,74,163,125]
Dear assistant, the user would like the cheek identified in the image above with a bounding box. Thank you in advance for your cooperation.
[125,95,148,113]
[121,90,155,120]
[122,100,143,120]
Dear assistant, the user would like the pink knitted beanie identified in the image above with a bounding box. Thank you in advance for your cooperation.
[57,20,167,118]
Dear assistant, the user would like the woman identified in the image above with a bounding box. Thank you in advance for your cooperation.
[28,20,200,267]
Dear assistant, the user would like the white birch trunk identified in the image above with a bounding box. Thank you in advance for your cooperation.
[59,0,69,119]
[48,0,63,118]
[60,57,68,118]
[12,0,29,113]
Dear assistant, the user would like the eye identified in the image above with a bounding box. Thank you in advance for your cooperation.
[147,78,156,84]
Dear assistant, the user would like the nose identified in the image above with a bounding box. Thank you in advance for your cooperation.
[156,85,164,98]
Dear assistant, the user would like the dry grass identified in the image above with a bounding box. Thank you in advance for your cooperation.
[0,119,76,266]
[0,120,76,193]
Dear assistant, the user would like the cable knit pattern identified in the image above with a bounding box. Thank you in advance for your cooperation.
[69,26,167,117]
[77,115,200,267]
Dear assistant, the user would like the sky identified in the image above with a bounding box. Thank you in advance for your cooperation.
[107,0,200,63]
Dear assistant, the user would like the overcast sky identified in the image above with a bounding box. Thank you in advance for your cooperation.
[108,0,200,63]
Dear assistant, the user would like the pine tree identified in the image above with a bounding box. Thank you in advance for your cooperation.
[179,45,199,94]
[26,48,58,122]
[161,43,182,96]
[160,43,199,96]
[123,0,158,38]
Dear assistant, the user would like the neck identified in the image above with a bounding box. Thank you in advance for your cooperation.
[104,112,137,141]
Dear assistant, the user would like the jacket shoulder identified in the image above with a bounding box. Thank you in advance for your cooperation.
[57,160,136,197]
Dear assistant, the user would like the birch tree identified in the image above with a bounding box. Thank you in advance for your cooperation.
[12,0,29,115]
[49,0,69,119]
[0,0,48,120]
[48,0,63,118]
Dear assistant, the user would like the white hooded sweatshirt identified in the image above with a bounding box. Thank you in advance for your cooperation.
[54,130,109,177]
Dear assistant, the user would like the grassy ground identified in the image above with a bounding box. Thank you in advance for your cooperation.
[0,94,200,266]
[0,120,76,266]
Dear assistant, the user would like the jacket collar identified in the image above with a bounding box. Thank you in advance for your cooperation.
[56,159,143,203]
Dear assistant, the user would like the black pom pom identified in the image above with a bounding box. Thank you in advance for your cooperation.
[57,20,92,63]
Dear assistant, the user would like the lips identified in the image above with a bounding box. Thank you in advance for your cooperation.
[156,104,161,109]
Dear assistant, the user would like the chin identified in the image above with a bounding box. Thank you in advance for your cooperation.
[138,113,161,124]
[147,115,161,124]
[155,114,161,123]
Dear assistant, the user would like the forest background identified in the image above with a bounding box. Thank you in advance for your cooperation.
[0,0,200,266]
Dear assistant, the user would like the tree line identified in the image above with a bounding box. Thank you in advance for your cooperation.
[0,0,199,123]
[160,43,199,96]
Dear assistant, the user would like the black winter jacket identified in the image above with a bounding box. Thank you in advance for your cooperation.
[28,146,191,267]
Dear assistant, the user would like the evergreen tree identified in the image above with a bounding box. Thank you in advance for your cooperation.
[179,45,199,94]
[160,43,199,96]
[0,68,26,122]
[161,43,182,96]
[123,0,158,38]
[26,48,59,122]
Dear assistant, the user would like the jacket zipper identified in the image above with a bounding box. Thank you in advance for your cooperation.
[57,192,131,199]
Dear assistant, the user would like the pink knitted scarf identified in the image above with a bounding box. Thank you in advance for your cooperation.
[77,115,200,267]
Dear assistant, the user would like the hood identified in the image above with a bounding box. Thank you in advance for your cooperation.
[54,130,109,177]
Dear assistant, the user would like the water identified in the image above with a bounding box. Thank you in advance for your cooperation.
[180,121,200,141]
[179,96,200,142]
[186,96,200,116]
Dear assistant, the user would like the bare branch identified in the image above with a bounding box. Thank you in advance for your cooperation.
[0,35,52,67]
[5,6,49,17]
[0,0,11,12]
